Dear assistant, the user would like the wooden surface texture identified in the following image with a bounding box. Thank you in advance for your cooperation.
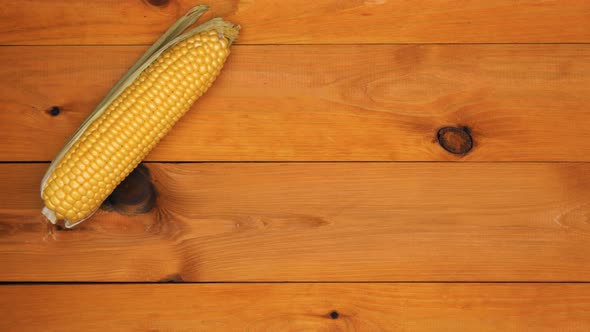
[2,0,590,45]
[2,44,590,161]
[1,162,589,282]
[1,0,589,330]
[2,283,590,331]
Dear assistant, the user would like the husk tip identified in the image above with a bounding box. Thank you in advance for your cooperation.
[222,23,240,44]
[186,4,209,17]
[42,206,57,224]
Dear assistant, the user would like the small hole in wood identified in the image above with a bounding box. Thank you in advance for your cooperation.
[330,311,339,319]
[48,106,61,117]
[437,126,473,155]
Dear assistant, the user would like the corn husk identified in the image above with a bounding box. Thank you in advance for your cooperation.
[41,5,239,228]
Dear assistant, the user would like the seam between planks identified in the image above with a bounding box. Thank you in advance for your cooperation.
[3,161,590,164]
[3,42,590,47]
[2,281,590,285]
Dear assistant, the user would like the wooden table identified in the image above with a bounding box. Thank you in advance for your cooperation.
[1,0,590,330]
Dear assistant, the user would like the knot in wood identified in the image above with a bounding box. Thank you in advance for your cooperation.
[437,126,473,155]
[145,0,169,7]
[103,164,156,216]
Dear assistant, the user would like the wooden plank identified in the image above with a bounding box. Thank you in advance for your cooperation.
[1,0,589,45]
[1,283,589,331]
[2,44,590,162]
[1,162,590,282]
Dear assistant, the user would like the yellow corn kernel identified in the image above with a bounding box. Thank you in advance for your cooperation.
[41,10,238,227]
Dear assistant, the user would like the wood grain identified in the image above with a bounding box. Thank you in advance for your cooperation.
[1,0,589,45]
[2,44,590,162]
[1,283,589,331]
[2,162,590,282]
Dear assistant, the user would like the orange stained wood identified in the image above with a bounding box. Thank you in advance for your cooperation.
[2,44,590,161]
[1,284,590,331]
[2,0,590,330]
[1,0,589,44]
[1,163,590,282]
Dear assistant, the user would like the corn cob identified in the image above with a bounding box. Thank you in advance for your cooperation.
[41,5,239,228]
